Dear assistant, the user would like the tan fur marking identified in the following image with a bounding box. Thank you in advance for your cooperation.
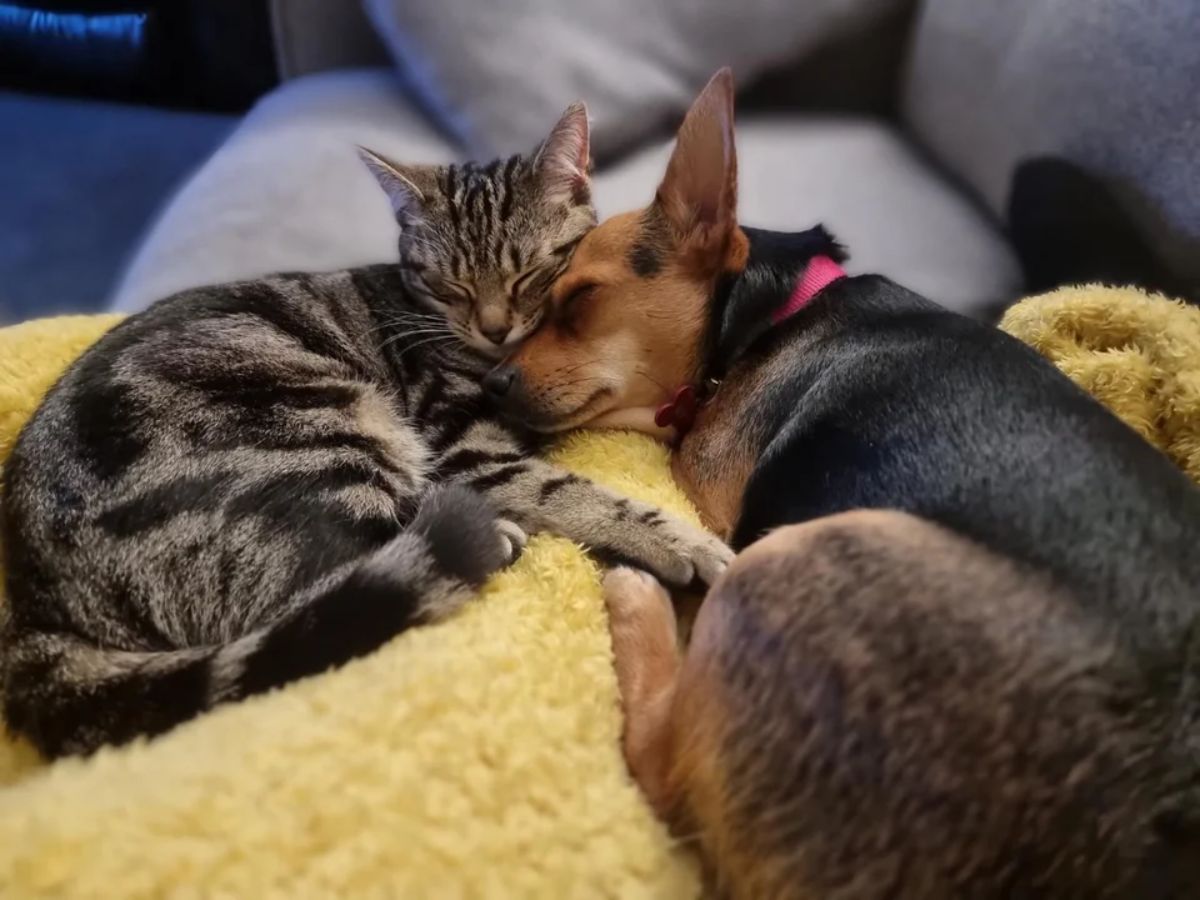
[671,377,761,540]
[602,568,684,818]
[661,593,737,890]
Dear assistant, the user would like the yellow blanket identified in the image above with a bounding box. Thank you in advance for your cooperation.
[1000,285,1200,483]
[1,284,1196,897]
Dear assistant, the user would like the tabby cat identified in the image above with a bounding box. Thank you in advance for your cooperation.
[0,104,731,758]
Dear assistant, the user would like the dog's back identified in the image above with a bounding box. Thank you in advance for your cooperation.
[732,275,1200,664]
[677,277,1200,897]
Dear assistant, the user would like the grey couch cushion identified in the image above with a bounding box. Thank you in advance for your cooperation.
[110,69,1019,316]
[600,119,1020,313]
[902,0,1200,283]
[361,0,908,159]
[110,70,457,313]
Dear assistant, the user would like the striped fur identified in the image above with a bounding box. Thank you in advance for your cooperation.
[0,125,731,758]
[359,103,595,357]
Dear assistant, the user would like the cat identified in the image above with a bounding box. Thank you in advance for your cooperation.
[0,104,731,759]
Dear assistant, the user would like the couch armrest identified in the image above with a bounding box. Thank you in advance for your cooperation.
[269,0,389,79]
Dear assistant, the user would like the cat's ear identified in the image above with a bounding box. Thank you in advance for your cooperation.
[358,147,435,226]
[654,69,738,258]
[534,102,591,206]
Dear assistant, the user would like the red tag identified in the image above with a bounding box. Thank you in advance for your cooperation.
[655,384,699,432]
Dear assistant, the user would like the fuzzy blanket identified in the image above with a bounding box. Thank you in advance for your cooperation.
[1000,285,1200,483]
[1,284,1196,897]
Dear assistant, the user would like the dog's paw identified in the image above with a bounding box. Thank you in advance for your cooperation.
[603,567,669,621]
[602,567,677,656]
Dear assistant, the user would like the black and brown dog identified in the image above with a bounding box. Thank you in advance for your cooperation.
[484,71,1200,898]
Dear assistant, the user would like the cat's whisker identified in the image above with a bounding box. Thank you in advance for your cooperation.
[387,327,455,339]
[377,321,454,337]
[368,313,447,334]
[387,308,446,321]
[379,331,452,353]
[391,334,457,361]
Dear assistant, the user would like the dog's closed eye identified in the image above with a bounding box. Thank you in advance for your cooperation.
[558,284,596,330]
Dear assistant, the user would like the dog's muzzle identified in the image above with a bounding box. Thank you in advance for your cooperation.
[484,363,529,407]
[483,364,517,401]
[483,363,541,426]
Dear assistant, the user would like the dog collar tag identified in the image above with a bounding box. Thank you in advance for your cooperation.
[655,384,699,431]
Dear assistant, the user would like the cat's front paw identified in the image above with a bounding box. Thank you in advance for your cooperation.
[637,514,733,590]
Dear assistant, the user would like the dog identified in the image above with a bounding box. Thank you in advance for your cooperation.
[482,70,1200,898]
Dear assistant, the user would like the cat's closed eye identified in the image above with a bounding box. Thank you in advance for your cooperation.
[509,270,539,298]
[441,280,476,303]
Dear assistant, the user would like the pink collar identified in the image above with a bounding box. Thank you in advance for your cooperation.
[655,255,846,435]
[771,255,847,324]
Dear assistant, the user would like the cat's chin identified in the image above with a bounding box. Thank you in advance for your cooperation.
[466,340,506,359]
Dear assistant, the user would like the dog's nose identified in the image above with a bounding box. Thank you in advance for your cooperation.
[483,365,516,399]
[481,324,510,346]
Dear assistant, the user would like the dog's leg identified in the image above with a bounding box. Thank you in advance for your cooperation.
[602,567,683,819]
[660,511,1189,899]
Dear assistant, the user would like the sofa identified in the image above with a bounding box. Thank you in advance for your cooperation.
[107,0,1199,320]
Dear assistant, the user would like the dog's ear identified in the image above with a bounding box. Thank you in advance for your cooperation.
[535,102,592,207]
[654,68,738,262]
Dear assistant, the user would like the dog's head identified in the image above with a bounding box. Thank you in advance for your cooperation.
[485,69,749,433]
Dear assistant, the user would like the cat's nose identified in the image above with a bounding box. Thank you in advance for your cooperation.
[483,365,516,399]
[481,324,510,346]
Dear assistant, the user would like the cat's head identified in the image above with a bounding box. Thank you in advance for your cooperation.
[359,104,596,357]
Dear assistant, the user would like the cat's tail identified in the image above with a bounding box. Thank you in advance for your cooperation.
[2,484,520,759]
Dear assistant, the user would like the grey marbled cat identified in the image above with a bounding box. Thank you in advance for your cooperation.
[0,105,731,758]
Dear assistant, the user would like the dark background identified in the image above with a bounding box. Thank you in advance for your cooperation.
[0,1,277,112]
[0,1,278,322]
